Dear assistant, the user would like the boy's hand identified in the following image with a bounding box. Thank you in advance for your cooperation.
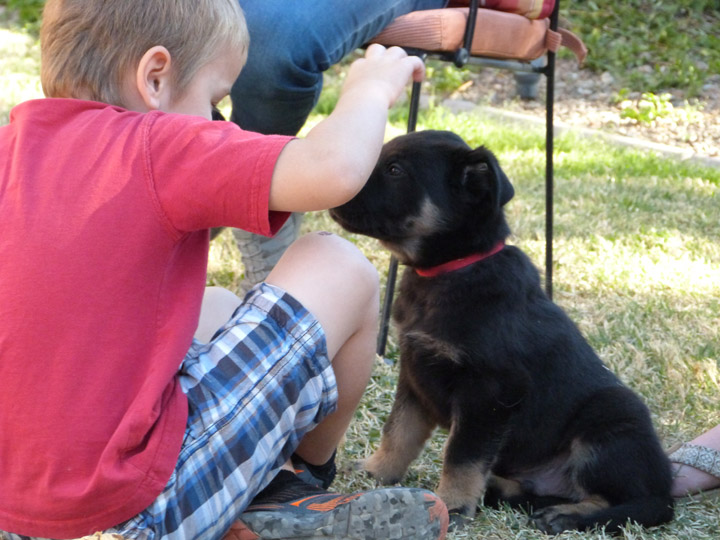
[269,45,424,213]
[342,44,425,108]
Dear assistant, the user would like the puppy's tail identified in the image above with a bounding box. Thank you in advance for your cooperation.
[574,496,674,533]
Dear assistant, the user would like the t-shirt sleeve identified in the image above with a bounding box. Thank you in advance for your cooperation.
[142,111,292,236]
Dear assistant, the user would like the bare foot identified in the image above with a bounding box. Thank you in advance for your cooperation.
[670,424,720,497]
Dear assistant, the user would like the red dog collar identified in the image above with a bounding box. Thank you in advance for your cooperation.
[415,241,505,278]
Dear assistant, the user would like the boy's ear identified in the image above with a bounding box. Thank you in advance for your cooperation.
[461,147,515,209]
[135,46,173,111]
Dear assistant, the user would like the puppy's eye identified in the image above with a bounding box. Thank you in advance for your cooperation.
[387,164,404,177]
[476,163,489,173]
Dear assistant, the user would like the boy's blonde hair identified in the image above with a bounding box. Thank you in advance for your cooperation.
[40,0,248,107]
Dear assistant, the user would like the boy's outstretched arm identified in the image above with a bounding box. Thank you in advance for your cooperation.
[268,44,425,213]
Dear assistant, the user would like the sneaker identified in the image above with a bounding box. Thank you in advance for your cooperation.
[238,470,449,539]
[291,451,337,490]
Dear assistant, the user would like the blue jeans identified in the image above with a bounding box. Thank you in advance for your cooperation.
[232,0,447,135]
[229,0,447,289]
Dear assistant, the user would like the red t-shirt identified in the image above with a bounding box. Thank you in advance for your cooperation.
[0,99,292,537]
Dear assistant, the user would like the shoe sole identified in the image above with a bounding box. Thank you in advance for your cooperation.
[240,487,448,539]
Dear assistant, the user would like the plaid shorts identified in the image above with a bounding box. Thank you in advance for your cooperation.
[0,283,338,540]
[108,282,338,540]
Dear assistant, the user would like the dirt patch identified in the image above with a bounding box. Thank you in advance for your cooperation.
[449,59,720,159]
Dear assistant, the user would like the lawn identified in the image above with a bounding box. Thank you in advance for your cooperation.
[2,5,719,540]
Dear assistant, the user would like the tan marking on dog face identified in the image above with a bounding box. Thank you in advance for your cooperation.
[380,198,444,264]
[404,330,466,365]
[404,197,445,235]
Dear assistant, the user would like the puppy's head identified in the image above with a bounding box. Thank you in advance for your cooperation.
[330,130,514,267]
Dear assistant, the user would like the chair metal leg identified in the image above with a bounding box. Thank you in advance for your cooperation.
[543,1,560,300]
[544,51,555,300]
[376,78,423,357]
[407,79,422,133]
[377,256,399,356]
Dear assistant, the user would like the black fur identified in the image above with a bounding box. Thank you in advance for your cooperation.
[330,130,673,534]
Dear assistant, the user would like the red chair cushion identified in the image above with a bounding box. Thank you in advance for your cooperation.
[371,8,554,62]
[447,0,555,20]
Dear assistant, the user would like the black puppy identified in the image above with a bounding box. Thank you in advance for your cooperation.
[329,130,673,534]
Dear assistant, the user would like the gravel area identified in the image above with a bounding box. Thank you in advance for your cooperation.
[447,58,720,160]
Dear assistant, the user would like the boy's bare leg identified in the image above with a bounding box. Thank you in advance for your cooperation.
[196,231,378,465]
[264,231,379,465]
[194,286,244,342]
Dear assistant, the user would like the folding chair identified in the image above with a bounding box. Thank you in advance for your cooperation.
[368,0,586,355]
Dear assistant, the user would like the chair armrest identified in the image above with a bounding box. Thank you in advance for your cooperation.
[371,8,586,63]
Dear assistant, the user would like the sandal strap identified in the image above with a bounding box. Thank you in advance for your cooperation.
[669,443,720,479]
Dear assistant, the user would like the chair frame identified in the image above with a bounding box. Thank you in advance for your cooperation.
[376,0,559,356]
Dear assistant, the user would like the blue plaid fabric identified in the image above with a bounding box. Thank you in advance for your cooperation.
[102,283,338,540]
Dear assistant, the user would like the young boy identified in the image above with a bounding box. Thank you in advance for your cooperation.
[0,1,448,539]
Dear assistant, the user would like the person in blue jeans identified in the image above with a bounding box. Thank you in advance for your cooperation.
[229,0,447,291]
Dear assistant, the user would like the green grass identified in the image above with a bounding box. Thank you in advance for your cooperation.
[564,0,720,97]
[3,10,720,540]
[0,24,42,125]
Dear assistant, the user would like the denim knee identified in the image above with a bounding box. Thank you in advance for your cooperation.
[231,0,446,135]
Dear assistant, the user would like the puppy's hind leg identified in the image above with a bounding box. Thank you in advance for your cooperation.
[362,381,436,485]
[484,475,570,513]
[530,495,612,534]
[533,496,674,535]
[533,387,674,533]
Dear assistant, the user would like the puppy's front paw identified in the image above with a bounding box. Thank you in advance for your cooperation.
[448,508,474,530]
[530,506,581,534]
[339,459,365,476]
[360,453,405,485]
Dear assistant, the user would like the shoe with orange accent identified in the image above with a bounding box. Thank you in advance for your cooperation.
[238,470,449,539]
[291,451,336,489]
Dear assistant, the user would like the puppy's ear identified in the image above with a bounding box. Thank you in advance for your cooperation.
[461,147,515,208]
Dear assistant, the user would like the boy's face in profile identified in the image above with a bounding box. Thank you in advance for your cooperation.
[168,51,243,120]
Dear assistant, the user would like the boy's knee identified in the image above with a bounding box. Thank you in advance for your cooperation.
[276,231,379,296]
[303,231,376,277]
